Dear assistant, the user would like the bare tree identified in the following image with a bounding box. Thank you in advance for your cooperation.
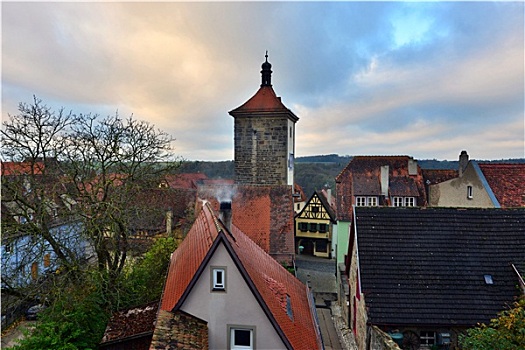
[1,97,179,307]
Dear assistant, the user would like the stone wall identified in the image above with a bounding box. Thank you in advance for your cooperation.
[234,116,289,186]
[368,326,402,350]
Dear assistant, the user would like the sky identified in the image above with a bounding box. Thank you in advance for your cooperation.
[2,1,524,161]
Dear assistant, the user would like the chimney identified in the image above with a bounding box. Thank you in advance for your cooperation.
[166,210,173,235]
[380,165,389,196]
[219,201,232,232]
[408,158,418,176]
[459,150,469,177]
[327,189,332,206]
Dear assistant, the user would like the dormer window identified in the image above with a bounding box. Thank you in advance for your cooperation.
[393,197,416,207]
[356,196,378,206]
[467,185,473,199]
[212,267,226,291]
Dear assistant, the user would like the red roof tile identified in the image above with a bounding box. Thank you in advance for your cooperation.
[164,173,208,189]
[478,163,525,208]
[421,168,458,185]
[1,161,44,175]
[159,203,322,349]
[197,185,295,265]
[230,86,292,113]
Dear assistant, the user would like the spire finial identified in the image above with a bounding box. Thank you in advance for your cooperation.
[261,51,272,87]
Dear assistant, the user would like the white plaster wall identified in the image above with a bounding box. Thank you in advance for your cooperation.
[430,164,495,208]
[181,243,286,350]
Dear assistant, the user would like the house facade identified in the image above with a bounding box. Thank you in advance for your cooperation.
[334,156,427,266]
[295,191,336,258]
[149,202,322,350]
[429,157,525,209]
[345,207,525,350]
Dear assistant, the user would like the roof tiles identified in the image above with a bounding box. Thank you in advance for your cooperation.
[478,163,525,208]
[354,207,525,327]
[159,202,322,349]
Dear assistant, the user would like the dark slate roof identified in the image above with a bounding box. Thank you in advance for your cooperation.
[355,207,525,327]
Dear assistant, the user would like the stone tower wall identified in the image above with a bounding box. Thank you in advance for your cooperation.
[234,115,290,185]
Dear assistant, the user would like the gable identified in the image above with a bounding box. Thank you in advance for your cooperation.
[180,241,287,350]
[296,192,335,222]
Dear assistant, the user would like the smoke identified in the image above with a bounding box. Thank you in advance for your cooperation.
[199,184,237,205]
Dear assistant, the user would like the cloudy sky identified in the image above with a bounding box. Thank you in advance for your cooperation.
[2,2,524,161]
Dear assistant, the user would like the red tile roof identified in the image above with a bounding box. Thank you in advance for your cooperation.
[1,161,45,175]
[197,185,295,265]
[159,202,322,349]
[478,163,525,208]
[164,173,208,189]
[230,86,293,114]
[421,169,458,185]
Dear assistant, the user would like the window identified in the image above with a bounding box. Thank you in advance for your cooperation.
[367,197,378,206]
[311,205,320,213]
[229,326,255,350]
[393,197,403,207]
[420,331,436,346]
[31,262,39,281]
[405,197,416,207]
[43,254,51,268]
[467,185,473,199]
[356,196,378,206]
[286,295,293,320]
[393,197,416,207]
[308,223,318,233]
[319,223,327,233]
[211,267,226,291]
[356,197,366,206]
[298,222,308,232]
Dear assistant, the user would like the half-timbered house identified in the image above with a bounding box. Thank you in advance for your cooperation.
[295,191,336,258]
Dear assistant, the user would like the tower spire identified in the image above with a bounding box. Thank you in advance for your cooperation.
[261,51,272,87]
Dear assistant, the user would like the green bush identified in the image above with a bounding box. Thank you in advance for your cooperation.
[8,284,108,350]
[460,297,525,350]
[117,237,178,308]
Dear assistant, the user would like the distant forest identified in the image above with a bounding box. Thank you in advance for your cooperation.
[178,155,524,197]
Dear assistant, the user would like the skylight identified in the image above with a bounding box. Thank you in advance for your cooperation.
[484,274,494,285]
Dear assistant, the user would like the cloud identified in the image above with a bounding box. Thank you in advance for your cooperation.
[2,2,523,161]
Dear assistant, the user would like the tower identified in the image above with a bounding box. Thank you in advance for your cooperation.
[229,54,299,186]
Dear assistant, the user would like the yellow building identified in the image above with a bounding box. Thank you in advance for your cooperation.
[295,191,336,258]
